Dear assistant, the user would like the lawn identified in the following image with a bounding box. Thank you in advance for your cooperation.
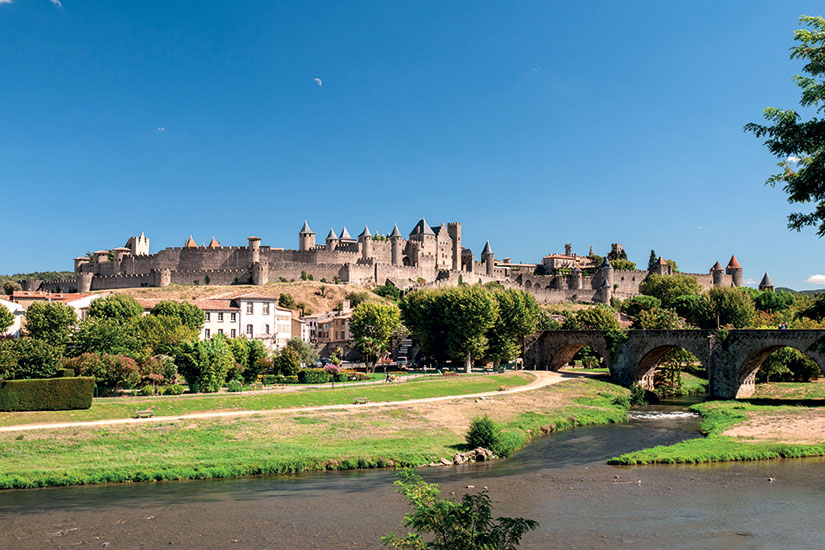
[0,373,532,427]
[0,378,630,489]
[751,379,825,401]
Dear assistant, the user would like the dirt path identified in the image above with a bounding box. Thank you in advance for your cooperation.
[723,409,825,444]
[0,371,574,433]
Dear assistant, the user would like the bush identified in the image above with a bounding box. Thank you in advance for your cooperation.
[334,373,348,383]
[227,380,244,392]
[59,368,75,377]
[322,364,341,376]
[298,368,331,384]
[140,385,155,396]
[629,383,647,406]
[10,339,63,380]
[0,377,94,411]
[64,353,140,390]
[274,347,301,376]
[263,374,278,385]
[284,375,299,384]
[164,383,185,395]
[466,415,501,454]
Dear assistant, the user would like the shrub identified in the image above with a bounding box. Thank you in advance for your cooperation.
[334,373,348,383]
[466,415,501,454]
[629,383,647,406]
[274,347,301,376]
[164,383,185,395]
[140,385,155,396]
[263,374,278,385]
[227,380,244,392]
[298,368,331,384]
[322,364,341,376]
[0,377,94,411]
[59,368,75,377]
[284,375,299,384]
[64,353,140,389]
[10,339,63,380]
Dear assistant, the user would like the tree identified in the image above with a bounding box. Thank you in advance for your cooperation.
[285,336,318,366]
[174,335,234,392]
[634,307,683,330]
[346,291,373,309]
[279,293,297,309]
[707,287,755,328]
[0,339,18,380]
[382,470,538,550]
[400,289,450,363]
[486,289,540,364]
[0,306,14,333]
[610,258,637,271]
[274,346,301,376]
[754,289,795,313]
[758,346,821,382]
[24,301,77,348]
[374,284,401,301]
[9,338,63,379]
[350,302,401,373]
[620,295,662,318]
[65,352,141,389]
[562,305,620,331]
[2,280,21,295]
[150,300,205,331]
[647,250,657,272]
[73,317,146,361]
[745,16,825,236]
[87,294,143,324]
[134,314,198,356]
[442,287,499,371]
[639,274,702,308]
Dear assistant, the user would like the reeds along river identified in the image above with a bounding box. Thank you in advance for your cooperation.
[2,404,825,549]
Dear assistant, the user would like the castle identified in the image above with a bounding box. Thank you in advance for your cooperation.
[34,219,749,304]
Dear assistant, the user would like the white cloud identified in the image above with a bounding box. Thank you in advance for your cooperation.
[0,1,13,5]
[156,127,166,132]
[696,225,703,230]
[805,274,825,285]
[743,278,757,285]
[50,0,62,6]
[787,155,801,163]
[530,66,542,73]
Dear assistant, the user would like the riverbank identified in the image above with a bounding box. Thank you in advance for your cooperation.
[609,399,825,465]
[0,377,629,489]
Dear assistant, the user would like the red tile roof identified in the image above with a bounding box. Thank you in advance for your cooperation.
[727,255,741,269]
[184,236,197,248]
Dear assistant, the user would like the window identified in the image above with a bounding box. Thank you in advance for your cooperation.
[246,324,253,336]
[218,312,224,322]
[230,329,236,338]
[205,312,211,322]
[265,324,270,334]
[217,329,224,335]
[247,303,254,314]
[204,329,211,338]
[230,313,236,322]
[262,303,270,314]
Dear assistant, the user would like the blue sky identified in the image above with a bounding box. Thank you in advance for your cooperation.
[1,1,824,289]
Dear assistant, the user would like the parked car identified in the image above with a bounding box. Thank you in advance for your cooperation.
[396,356,408,367]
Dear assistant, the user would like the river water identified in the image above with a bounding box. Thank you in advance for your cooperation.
[2,402,825,549]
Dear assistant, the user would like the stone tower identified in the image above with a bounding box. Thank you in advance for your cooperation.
[654,256,672,276]
[564,243,572,256]
[125,232,149,256]
[299,221,315,251]
[248,236,261,263]
[358,225,372,260]
[568,265,583,290]
[726,255,743,287]
[710,261,725,287]
[447,222,462,271]
[325,228,338,251]
[481,241,494,276]
[596,256,614,288]
[390,225,403,266]
[598,277,613,304]
[758,272,774,292]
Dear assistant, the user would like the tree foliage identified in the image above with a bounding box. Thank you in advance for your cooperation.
[174,335,235,392]
[274,346,301,376]
[639,274,702,307]
[351,302,401,372]
[24,301,76,348]
[382,470,538,550]
[0,306,14,333]
[610,258,637,271]
[746,16,825,235]
[486,289,540,364]
[634,307,683,330]
[5,338,63,380]
[758,346,821,382]
[562,305,620,331]
[87,294,143,324]
[150,300,205,331]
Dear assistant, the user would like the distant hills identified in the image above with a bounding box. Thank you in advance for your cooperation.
[777,287,825,295]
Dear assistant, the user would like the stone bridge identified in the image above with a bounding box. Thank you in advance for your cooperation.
[523,330,825,399]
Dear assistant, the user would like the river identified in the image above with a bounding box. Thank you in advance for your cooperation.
[2,402,825,549]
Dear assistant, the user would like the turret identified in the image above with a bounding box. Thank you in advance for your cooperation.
[481,240,494,276]
[325,228,339,252]
[654,256,671,277]
[568,265,583,290]
[564,243,572,256]
[248,236,261,263]
[390,225,403,266]
[598,256,614,287]
[758,272,774,292]
[710,261,725,287]
[447,222,462,271]
[597,277,613,304]
[358,225,372,260]
[726,255,743,287]
[299,220,315,251]
[73,256,90,276]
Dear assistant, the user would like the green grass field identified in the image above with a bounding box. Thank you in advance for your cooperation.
[751,380,825,401]
[0,378,630,489]
[0,373,530,427]
[609,400,825,465]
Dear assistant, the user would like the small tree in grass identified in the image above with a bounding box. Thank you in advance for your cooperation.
[0,306,14,334]
[466,415,501,453]
[274,346,301,376]
[382,469,538,549]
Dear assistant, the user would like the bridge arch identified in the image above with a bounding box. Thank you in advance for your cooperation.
[631,340,711,391]
[733,344,825,398]
[523,331,610,371]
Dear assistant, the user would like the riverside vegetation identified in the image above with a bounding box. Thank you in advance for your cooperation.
[0,378,630,489]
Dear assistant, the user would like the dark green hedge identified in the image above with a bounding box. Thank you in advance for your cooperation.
[297,368,331,384]
[0,377,94,412]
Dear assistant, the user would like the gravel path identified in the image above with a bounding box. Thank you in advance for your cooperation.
[0,371,572,433]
